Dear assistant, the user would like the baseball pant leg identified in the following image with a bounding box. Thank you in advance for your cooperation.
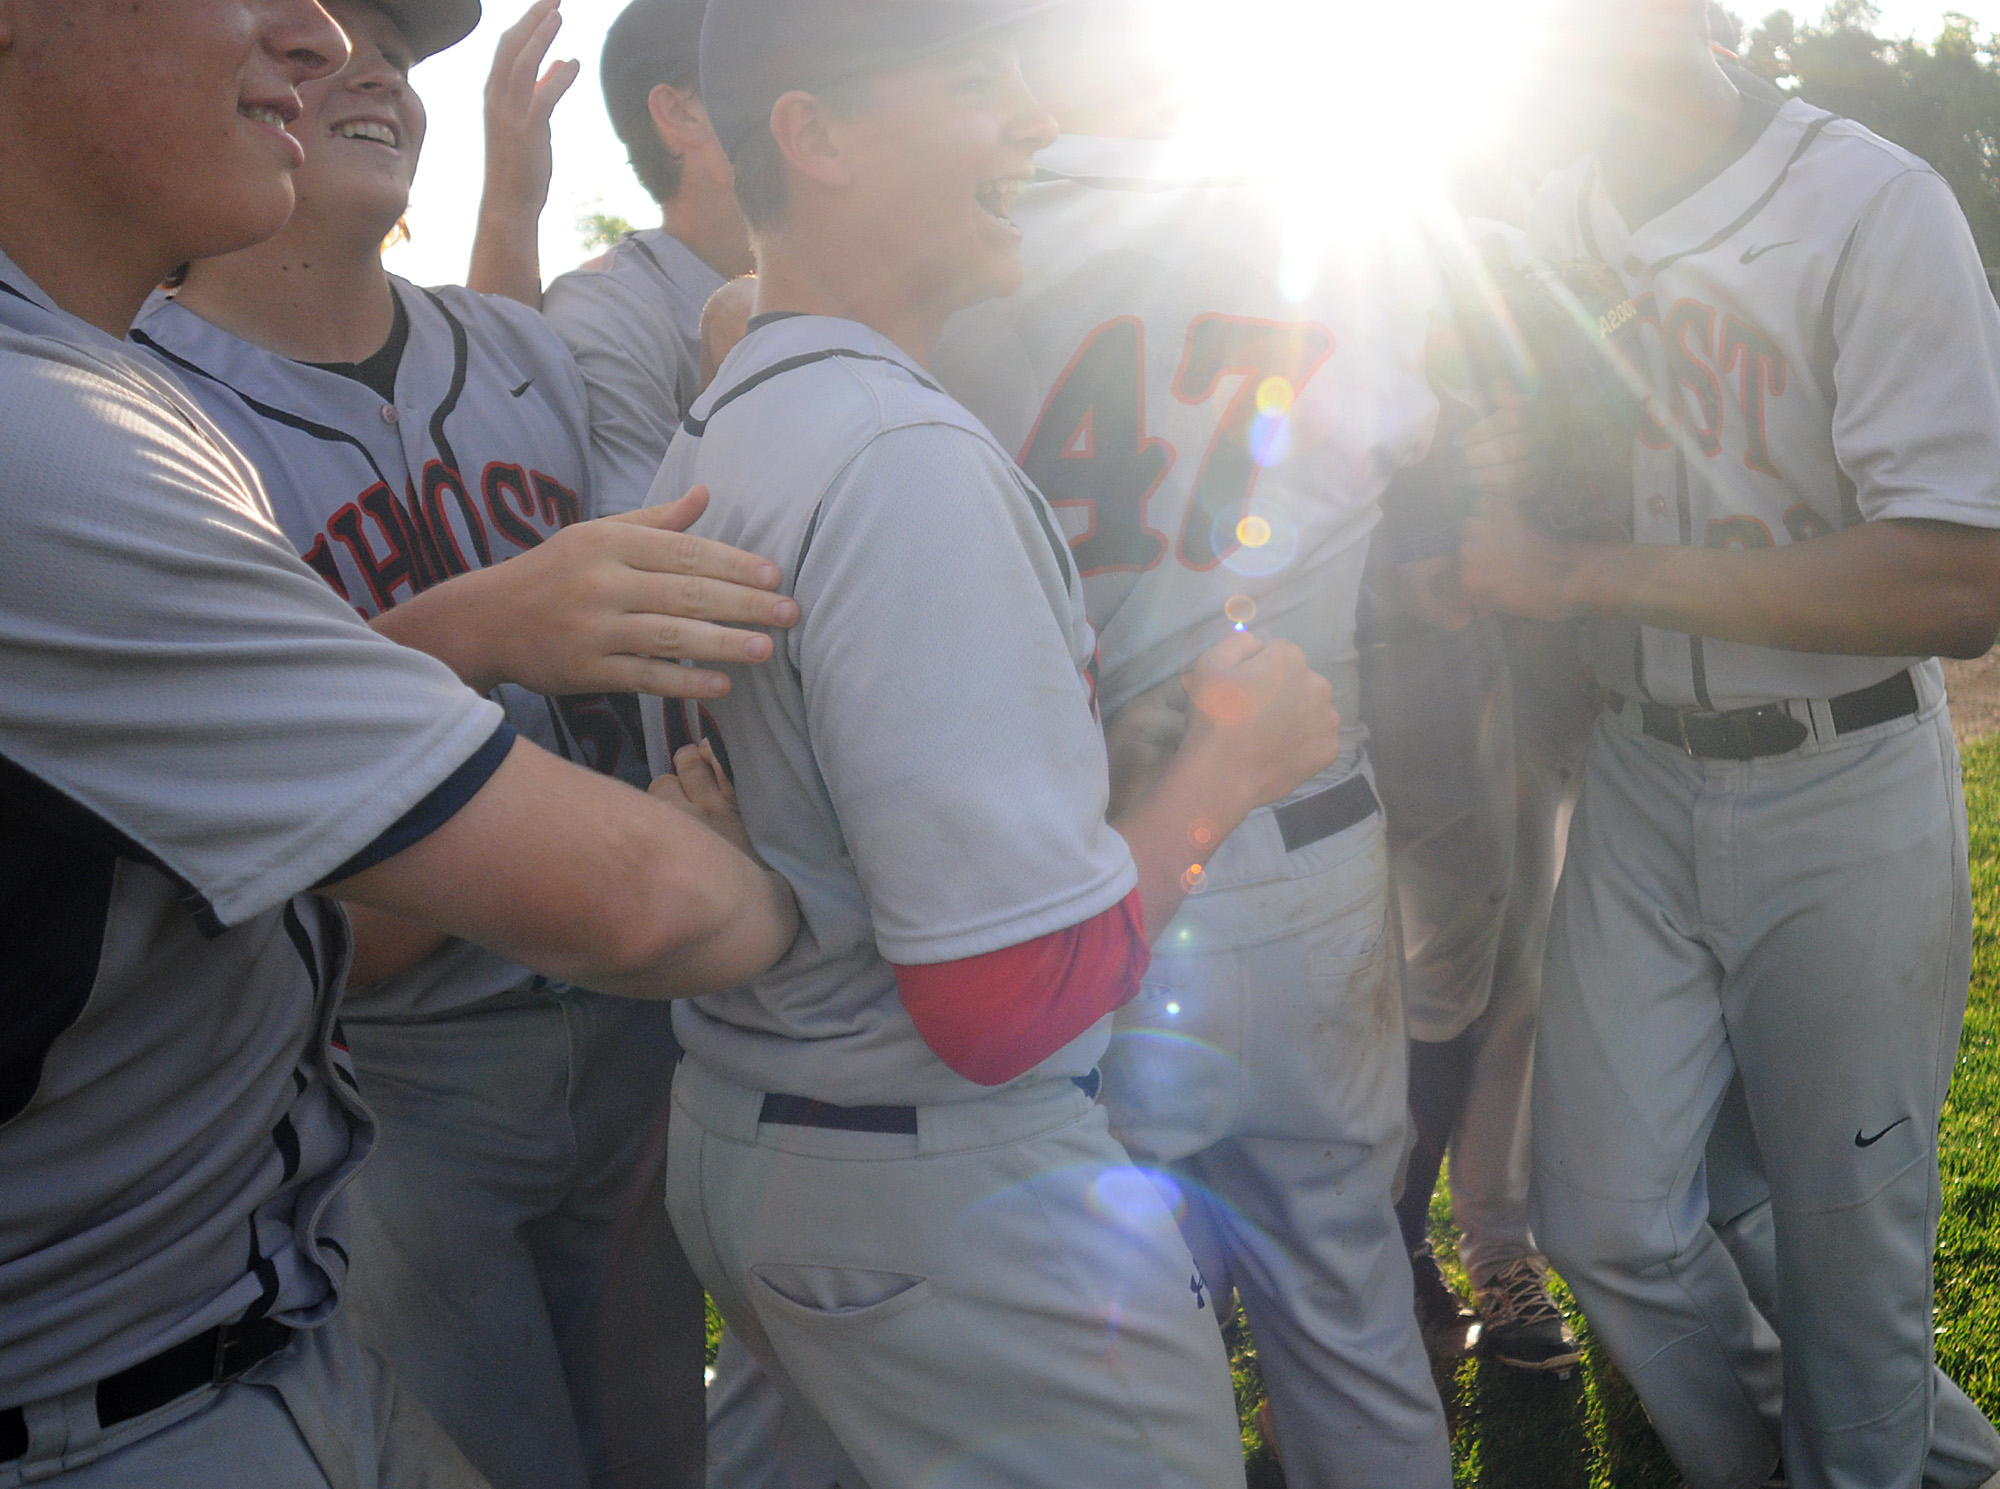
[342,1001,593,1489]
[668,1060,1244,1489]
[526,992,706,1489]
[2,1315,488,1489]
[1716,704,1999,1489]
[705,1328,855,1489]
[1113,804,1452,1489]
[1449,621,1593,1285]
[1531,718,1784,1489]
[1707,1092,2000,1489]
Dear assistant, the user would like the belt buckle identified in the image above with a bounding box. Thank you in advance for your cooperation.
[1673,707,1696,757]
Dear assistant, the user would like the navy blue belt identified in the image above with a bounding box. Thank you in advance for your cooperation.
[0,1318,293,1462]
[760,1070,1103,1136]
[1611,668,1918,761]
[1271,772,1379,853]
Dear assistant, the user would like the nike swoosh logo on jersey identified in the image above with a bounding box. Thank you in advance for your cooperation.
[1739,240,1799,264]
[1855,1115,1912,1148]
[510,378,534,397]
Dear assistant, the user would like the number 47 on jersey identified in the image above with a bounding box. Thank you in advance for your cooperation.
[1018,314,1334,576]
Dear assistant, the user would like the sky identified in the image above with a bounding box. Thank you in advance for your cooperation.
[381,0,2000,290]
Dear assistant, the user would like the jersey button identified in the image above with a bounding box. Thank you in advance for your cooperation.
[381,404,400,424]
[1648,495,1669,516]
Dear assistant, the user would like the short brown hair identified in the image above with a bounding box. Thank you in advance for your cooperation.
[729,76,874,233]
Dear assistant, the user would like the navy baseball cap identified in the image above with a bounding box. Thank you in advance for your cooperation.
[373,0,483,61]
[700,0,1065,158]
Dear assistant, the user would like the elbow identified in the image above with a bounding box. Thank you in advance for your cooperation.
[585,850,734,982]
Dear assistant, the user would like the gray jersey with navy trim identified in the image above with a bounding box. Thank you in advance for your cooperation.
[542,229,726,514]
[1530,97,2000,709]
[135,279,641,1020]
[644,314,1137,1107]
[0,251,506,1407]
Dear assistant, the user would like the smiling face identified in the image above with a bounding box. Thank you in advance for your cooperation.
[287,0,428,239]
[0,0,348,273]
[827,41,1056,317]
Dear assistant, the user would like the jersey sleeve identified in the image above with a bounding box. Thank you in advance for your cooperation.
[1830,168,2000,530]
[0,341,507,931]
[542,273,689,516]
[792,422,1138,965]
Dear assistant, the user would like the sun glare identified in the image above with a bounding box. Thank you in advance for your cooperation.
[1138,0,1557,211]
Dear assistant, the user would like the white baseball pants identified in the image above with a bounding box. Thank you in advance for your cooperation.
[1532,673,2000,1489]
[668,1058,1245,1489]
[1099,787,1454,1489]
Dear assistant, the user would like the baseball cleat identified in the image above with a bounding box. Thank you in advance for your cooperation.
[1474,1257,1583,1373]
[1409,1242,1478,1360]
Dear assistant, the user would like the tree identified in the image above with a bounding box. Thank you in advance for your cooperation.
[577,210,636,254]
[1743,5,2000,260]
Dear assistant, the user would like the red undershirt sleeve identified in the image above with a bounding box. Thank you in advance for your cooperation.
[892,887,1149,1087]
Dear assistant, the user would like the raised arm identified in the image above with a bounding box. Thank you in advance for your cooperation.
[466,0,578,306]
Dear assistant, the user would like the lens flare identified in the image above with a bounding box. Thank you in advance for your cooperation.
[1235,515,1273,549]
[1255,376,1294,417]
[1188,816,1219,848]
[1086,1165,1184,1235]
[1224,594,1257,626]
[1181,864,1208,894]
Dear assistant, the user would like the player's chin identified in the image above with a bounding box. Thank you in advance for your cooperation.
[168,179,299,265]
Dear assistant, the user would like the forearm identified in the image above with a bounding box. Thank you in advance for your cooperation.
[369,565,508,694]
[1112,742,1254,943]
[1562,519,2000,659]
[466,198,544,308]
[332,741,800,999]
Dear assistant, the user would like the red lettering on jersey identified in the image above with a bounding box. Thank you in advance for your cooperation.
[422,461,492,570]
[1665,299,1724,458]
[1721,315,1789,479]
[480,461,544,551]
[1704,514,1776,550]
[325,482,433,611]
[530,470,582,528]
[1017,317,1174,577]
[1170,315,1334,571]
[300,533,350,603]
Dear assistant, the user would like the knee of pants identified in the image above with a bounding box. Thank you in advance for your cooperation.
[1530,1174,1689,1287]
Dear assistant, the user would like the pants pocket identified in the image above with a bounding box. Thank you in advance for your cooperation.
[749,1265,934,1328]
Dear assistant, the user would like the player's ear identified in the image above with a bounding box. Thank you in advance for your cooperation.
[767,90,851,192]
[648,83,708,155]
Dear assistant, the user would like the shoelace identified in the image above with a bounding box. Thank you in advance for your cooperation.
[1477,1260,1564,1329]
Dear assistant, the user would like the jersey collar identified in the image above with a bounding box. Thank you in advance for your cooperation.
[689,312,932,428]
[1588,98,1829,274]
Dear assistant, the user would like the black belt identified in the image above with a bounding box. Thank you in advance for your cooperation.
[0,1318,294,1463]
[760,1070,1103,1136]
[1272,773,1380,853]
[1612,669,1919,761]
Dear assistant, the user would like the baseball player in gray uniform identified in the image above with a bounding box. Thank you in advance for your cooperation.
[1457,2,2000,1483]
[0,2,797,1485]
[539,0,751,513]
[929,5,1473,1480]
[642,2,1351,1485]
[132,6,794,1487]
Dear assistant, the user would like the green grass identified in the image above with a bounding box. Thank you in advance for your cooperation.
[700,741,2000,1483]
[1223,735,2000,1487]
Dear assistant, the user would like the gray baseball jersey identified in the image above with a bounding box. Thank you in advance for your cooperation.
[135,279,641,1021]
[0,250,508,1409]
[933,134,1439,729]
[1529,96,2000,708]
[643,313,1136,1107]
[542,229,727,514]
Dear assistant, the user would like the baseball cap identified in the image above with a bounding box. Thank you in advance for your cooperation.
[372,0,483,62]
[700,0,1065,158]
[603,0,707,146]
